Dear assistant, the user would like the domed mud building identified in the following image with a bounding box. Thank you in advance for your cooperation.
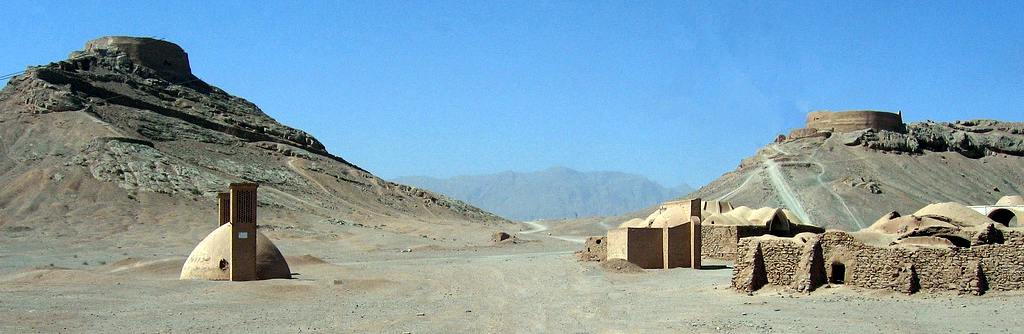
[180,183,291,281]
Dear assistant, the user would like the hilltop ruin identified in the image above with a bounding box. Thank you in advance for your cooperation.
[782,109,905,141]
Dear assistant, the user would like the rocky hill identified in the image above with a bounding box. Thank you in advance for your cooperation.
[395,167,691,221]
[0,36,510,249]
[688,118,1024,230]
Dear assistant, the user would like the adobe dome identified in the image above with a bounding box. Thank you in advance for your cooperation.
[180,223,291,280]
[996,195,1024,206]
[913,202,995,227]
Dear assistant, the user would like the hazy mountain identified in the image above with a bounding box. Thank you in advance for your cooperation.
[394,167,691,220]
[0,36,509,247]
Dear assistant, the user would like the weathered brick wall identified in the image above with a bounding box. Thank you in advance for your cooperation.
[575,236,606,262]
[701,225,774,260]
[762,239,803,286]
[806,110,904,133]
[701,225,740,260]
[735,229,1024,294]
[732,238,803,286]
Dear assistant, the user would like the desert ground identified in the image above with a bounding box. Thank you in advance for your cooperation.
[3,219,1023,333]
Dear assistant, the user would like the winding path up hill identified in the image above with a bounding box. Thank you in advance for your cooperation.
[689,120,1024,230]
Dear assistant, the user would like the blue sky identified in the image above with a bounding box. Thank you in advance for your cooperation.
[2,1,1021,187]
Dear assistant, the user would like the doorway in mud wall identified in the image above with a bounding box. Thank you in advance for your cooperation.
[830,262,846,284]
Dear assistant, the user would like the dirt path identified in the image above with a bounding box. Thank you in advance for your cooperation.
[520,220,587,243]
[287,157,332,195]
[329,250,575,266]
[763,145,814,224]
[716,172,755,202]
[807,160,864,229]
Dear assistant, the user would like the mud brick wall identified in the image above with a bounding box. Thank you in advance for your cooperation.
[733,238,803,287]
[734,229,1024,294]
[702,225,770,260]
[607,228,664,269]
[806,110,904,133]
[701,225,739,260]
[576,236,606,262]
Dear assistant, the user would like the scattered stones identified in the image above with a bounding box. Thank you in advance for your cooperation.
[491,231,512,242]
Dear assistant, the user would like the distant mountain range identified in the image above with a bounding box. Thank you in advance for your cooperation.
[394,167,692,221]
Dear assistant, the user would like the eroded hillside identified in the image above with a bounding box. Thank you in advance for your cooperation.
[691,120,1024,230]
[0,37,510,250]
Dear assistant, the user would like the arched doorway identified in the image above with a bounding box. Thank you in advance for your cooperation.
[766,213,791,236]
[988,209,1018,227]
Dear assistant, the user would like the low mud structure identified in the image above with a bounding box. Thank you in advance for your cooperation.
[733,201,1023,295]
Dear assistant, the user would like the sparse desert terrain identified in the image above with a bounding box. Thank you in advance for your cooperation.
[3,36,1024,334]
[3,221,1024,333]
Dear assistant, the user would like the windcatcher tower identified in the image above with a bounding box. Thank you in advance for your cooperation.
[229,183,258,281]
[217,193,230,226]
[180,183,290,281]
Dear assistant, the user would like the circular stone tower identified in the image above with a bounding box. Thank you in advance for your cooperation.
[805,110,905,133]
[81,36,194,82]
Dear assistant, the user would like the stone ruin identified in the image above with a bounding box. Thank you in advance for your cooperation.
[699,204,824,260]
[576,236,607,262]
[780,110,905,142]
[732,199,1024,295]
[72,36,195,83]
[180,183,291,281]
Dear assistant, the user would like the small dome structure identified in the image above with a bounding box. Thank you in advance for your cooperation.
[913,202,995,227]
[996,195,1024,206]
[180,223,291,280]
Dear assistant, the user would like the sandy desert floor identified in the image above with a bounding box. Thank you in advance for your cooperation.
[3,220,1024,333]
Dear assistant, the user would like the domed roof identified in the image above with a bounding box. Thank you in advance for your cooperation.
[865,215,956,235]
[913,202,994,227]
[180,223,291,280]
[997,195,1024,206]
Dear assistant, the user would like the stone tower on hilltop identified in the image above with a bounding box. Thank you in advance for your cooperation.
[71,36,196,83]
[782,110,905,141]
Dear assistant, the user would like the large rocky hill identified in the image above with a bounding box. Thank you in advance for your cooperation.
[394,167,691,221]
[0,37,510,251]
[689,118,1024,230]
[551,116,1024,237]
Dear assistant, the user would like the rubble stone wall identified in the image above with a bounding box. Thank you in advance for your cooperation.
[575,236,607,262]
[734,229,1024,294]
[701,225,740,260]
[702,225,823,261]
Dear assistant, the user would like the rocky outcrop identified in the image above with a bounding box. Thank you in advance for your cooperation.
[4,37,335,162]
[841,120,1024,158]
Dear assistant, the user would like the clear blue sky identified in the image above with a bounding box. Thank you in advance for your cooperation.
[2,1,1022,187]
